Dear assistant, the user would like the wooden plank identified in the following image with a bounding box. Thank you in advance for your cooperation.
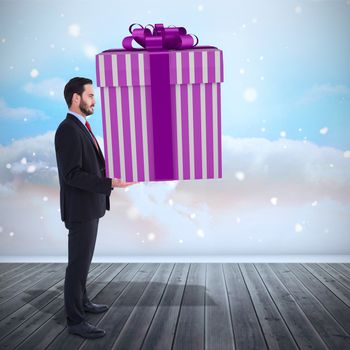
[112,264,175,350]
[0,263,41,289]
[0,263,61,305]
[223,263,267,350]
[138,263,190,350]
[0,263,109,350]
[327,264,350,285]
[270,263,350,349]
[255,263,328,349]
[286,263,350,333]
[0,263,66,320]
[240,263,298,349]
[79,263,160,350]
[303,263,350,306]
[205,263,235,350]
[45,263,142,350]
[0,263,25,275]
[172,263,206,350]
[0,264,100,342]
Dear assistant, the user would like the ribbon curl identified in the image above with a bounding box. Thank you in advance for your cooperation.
[122,23,199,51]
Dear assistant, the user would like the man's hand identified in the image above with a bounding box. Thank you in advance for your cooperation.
[112,178,138,188]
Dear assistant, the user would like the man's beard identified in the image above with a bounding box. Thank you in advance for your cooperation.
[79,100,94,116]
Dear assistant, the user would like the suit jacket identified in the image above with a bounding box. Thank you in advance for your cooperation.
[54,113,113,222]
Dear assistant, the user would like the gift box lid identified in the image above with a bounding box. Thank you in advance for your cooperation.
[96,47,224,88]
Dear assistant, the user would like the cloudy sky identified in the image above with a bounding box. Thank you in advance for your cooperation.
[0,0,349,260]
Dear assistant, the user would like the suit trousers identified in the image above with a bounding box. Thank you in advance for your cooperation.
[64,218,99,326]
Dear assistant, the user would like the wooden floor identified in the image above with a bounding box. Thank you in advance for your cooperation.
[0,263,350,350]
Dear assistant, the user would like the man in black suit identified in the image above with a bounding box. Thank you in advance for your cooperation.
[55,77,136,339]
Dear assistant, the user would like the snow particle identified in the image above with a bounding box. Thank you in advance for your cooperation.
[0,226,3,232]
[197,4,204,11]
[343,150,350,158]
[1,38,6,43]
[243,88,257,102]
[259,55,264,60]
[311,201,318,206]
[9,232,14,237]
[136,232,140,236]
[6,163,12,169]
[27,165,36,173]
[320,127,328,135]
[43,196,48,202]
[147,232,155,241]
[251,18,257,24]
[329,163,334,168]
[280,131,287,138]
[260,76,265,81]
[190,213,196,219]
[178,239,184,244]
[30,68,39,78]
[261,127,266,132]
[68,24,81,37]
[295,223,303,233]
[49,90,55,96]
[197,229,205,238]
[236,217,241,224]
[50,43,55,49]
[235,171,245,181]
[20,157,27,165]
[239,68,245,75]
[74,66,80,71]
[168,198,174,206]
[270,197,278,206]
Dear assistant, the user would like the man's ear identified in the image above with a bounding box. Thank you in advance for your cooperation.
[72,92,80,105]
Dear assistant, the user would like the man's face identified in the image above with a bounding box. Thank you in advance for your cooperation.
[78,84,95,116]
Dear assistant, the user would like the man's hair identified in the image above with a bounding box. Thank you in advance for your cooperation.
[64,77,93,107]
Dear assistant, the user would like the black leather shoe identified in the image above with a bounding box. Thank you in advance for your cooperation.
[68,320,106,339]
[83,301,109,314]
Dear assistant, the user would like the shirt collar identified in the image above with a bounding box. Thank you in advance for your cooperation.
[68,110,87,126]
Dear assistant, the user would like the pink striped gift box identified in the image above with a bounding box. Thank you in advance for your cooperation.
[96,46,224,182]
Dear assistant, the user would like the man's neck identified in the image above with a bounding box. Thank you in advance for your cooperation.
[69,108,86,120]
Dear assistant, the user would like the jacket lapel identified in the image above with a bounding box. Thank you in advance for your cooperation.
[66,113,105,164]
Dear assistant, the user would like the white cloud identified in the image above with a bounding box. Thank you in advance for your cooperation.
[23,77,66,101]
[0,131,58,189]
[1,133,350,256]
[0,98,49,121]
[172,136,350,211]
[297,84,350,105]
[1,133,350,207]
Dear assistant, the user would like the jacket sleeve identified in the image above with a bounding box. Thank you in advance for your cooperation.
[55,124,113,195]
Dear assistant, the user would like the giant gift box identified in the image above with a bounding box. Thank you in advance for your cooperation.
[96,24,224,182]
